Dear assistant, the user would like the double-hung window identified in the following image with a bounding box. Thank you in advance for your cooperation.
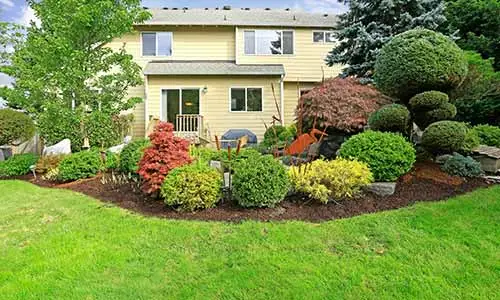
[313,31,336,43]
[244,30,294,55]
[142,32,173,56]
[230,88,263,112]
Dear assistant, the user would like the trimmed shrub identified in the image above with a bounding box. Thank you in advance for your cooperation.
[0,109,35,146]
[421,121,468,154]
[262,124,297,148]
[38,105,84,152]
[368,104,411,134]
[296,77,392,133]
[138,122,192,195]
[473,125,500,147]
[35,155,67,174]
[119,138,151,174]
[161,163,222,212]
[58,150,102,182]
[232,155,290,208]
[190,146,220,164]
[374,29,468,101]
[338,131,416,182]
[442,153,483,178]
[461,128,481,154]
[0,154,38,177]
[288,158,373,203]
[409,91,457,129]
[84,111,122,149]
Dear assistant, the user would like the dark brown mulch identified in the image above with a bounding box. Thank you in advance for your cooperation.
[6,162,493,223]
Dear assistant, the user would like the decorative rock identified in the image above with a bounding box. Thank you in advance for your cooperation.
[435,154,453,164]
[43,139,71,156]
[365,182,397,196]
[0,149,4,161]
[107,136,133,153]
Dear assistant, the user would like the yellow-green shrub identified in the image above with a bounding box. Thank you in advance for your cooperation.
[288,159,373,204]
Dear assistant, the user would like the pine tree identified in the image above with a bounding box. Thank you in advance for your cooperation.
[326,0,447,78]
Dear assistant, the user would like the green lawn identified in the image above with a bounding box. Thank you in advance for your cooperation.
[0,181,499,299]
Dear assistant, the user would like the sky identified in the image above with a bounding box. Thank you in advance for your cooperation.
[0,0,347,91]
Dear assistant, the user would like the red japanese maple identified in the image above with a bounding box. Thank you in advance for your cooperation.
[296,77,393,133]
[138,122,192,195]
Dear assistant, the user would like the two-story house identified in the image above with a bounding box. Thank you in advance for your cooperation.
[108,6,341,142]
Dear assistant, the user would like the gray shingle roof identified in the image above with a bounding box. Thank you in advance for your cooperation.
[144,61,285,76]
[142,8,338,28]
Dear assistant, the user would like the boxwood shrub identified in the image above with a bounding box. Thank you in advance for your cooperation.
[58,150,102,181]
[421,121,467,154]
[338,131,416,182]
[0,153,38,177]
[442,153,483,178]
[0,109,36,146]
[368,104,411,134]
[119,138,151,174]
[161,163,222,211]
[473,125,500,147]
[232,155,290,208]
[409,91,457,129]
[374,29,468,101]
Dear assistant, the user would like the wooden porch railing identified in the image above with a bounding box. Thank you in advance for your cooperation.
[175,114,207,144]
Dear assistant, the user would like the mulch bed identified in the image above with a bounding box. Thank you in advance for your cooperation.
[4,162,495,222]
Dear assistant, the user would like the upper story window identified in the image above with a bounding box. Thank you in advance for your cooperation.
[142,32,173,56]
[313,31,336,43]
[244,30,294,55]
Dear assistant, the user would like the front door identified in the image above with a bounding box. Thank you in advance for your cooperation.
[161,88,200,131]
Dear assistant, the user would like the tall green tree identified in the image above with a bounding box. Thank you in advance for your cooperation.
[444,0,500,71]
[326,0,447,78]
[0,0,150,116]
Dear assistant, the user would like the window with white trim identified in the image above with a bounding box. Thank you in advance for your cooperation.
[313,31,336,43]
[230,88,263,112]
[142,32,173,56]
[244,30,294,55]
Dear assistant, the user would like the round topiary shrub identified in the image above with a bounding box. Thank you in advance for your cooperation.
[232,155,290,208]
[473,125,500,147]
[161,163,222,212]
[0,153,39,177]
[409,91,457,129]
[374,29,468,101]
[421,121,467,154]
[119,138,151,174]
[0,109,35,146]
[442,153,483,178]
[368,104,411,134]
[338,131,416,182]
[58,150,102,182]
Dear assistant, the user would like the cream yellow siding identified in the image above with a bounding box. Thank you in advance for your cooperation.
[236,27,343,82]
[147,76,282,140]
[283,82,320,125]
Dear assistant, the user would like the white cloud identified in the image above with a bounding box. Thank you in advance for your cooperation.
[303,0,348,13]
[19,5,41,27]
[0,0,14,9]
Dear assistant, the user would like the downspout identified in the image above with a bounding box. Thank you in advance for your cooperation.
[280,74,285,126]
[144,75,149,137]
[235,26,239,64]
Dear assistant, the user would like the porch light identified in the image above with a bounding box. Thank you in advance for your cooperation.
[185,102,193,106]
[202,86,208,93]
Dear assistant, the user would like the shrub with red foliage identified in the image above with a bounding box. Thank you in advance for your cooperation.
[296,77,392,133]
[138,122,192,195]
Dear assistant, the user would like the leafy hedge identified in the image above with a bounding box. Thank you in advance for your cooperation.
[473,125,500,147]
[232,155,290,208]
[0,154,38,177]
[374,29,468,102]
[288,158,373,203]
[161,163,222,211]
[339,131,416,182]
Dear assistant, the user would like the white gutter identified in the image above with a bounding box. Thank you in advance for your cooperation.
[280,74,285,125]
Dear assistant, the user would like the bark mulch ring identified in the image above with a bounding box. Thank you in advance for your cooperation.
[7,162,496,223]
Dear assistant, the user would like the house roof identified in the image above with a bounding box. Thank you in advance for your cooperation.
[142,7,338,28]
[143,61,285,76]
